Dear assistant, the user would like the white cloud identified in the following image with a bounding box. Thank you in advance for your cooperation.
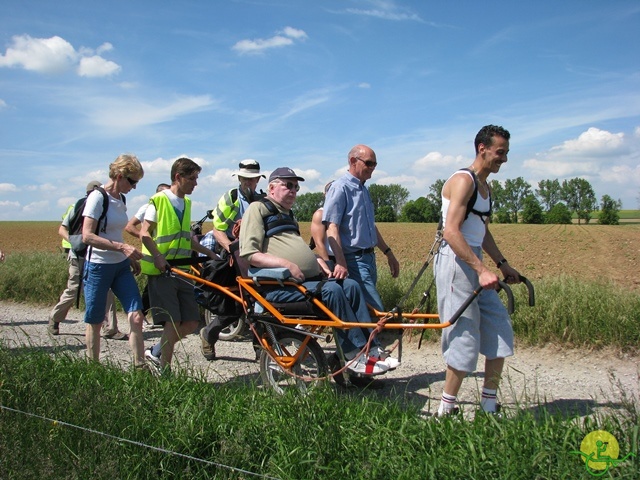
[78,55,121,77]
[281,90,331,119]
[280,27,307,40]
[141,157,179,175]
[0,35,77,73]
[600,164,640,184]
[0,183,19,194]
[521,126,640,208]
[0,99,7,109]
[358,82,371,89]
[22,200,49,214]
[549,127,625,157]
[414,152,465,171]
[96,42,113,55]
[0,200,20,207]
[57,197,77,209]
[345,8,422,22]
[89,95,216,129]
[343,2,424,22]
[140,156,208,177]
[523,158,599,177]
[292,168,322,183]
[232,26,308,55]
[0,34,120,78]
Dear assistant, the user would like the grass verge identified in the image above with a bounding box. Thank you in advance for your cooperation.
[1,347,638,479]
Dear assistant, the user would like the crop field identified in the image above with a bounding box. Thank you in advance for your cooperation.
[2,220,639,293]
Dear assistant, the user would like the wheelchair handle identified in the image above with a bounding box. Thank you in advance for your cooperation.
[448,280,514,326]
[515,275,535,307]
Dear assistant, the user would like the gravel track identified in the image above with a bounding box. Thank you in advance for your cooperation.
[1,300,638,418]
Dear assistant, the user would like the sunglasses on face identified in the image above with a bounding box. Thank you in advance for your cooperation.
[278,181,300,192]
[356,157,377,168]
[125,176,139,187]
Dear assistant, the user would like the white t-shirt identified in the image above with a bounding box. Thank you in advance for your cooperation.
[143,189,185,225]
[134,203,149,222]
[82,188,129,264]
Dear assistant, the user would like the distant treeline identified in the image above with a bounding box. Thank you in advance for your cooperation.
[293,177,631,225]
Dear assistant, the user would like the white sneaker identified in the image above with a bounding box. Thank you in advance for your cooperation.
[347,355,390,376]
[371,346,400,370]
[144,347,160,367]
[382,356,400,370]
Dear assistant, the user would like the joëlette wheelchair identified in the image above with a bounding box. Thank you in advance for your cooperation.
[170,233,535,394]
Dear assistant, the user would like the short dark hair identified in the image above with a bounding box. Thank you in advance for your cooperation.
[474,125,510,154]
[156,183,170,192]
[170,157,201,182]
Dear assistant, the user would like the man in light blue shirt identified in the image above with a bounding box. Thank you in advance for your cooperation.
[322,144,400,363]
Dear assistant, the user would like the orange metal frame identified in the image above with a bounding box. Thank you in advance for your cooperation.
[171,267,450,331]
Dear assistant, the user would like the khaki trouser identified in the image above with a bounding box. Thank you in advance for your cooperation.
[49,254,118,329]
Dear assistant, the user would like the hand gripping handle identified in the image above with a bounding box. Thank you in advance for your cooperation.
[447,280,514,326]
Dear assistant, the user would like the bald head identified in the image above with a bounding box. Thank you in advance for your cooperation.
[348,144,377,183]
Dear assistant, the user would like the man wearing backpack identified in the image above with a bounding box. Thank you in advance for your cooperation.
[48,181,122,338]
[434,125,522,417]
[199,159,265,360]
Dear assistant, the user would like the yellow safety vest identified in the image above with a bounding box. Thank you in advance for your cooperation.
[141,192,192,275]
[61,204,73,249]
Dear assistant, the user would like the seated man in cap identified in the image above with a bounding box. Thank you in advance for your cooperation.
[200,159,266,360]
[238,167,398,376]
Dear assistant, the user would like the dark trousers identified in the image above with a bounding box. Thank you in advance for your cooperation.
[202,315,238,345]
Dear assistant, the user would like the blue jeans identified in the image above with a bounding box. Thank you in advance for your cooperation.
[83,260,142,324]
[345,251,384,312]
[264,278,373,354]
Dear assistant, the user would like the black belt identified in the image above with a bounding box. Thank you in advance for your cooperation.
[349,247,375,256]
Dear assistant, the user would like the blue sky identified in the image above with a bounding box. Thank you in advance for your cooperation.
[1,0,639,221]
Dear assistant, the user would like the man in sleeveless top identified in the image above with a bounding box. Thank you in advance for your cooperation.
[434,125,522,416]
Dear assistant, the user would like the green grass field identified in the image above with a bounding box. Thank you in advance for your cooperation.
[1,348,638,479]
[1,225,639,479]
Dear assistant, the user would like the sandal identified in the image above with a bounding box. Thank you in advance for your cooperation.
[104,330,128,340]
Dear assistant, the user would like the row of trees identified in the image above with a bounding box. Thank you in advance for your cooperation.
[293,177,623,225]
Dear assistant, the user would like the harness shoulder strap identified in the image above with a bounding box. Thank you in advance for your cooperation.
[459,168,478,221]
[260,198,300,237]
[95,187,110,233]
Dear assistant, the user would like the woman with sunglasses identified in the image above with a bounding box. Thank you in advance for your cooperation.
[81,154,146,369]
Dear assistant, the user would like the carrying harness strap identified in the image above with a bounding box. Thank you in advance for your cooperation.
[436,168,492,232]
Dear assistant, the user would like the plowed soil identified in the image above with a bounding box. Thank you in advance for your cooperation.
[2,221,639,291]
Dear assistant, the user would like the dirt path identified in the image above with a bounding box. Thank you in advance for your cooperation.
[1,300,638,418]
